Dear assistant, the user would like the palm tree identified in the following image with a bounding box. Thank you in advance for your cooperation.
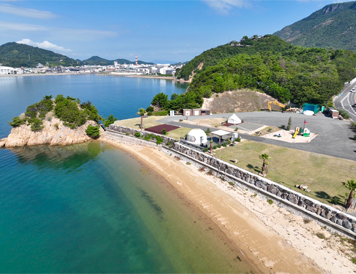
[137,108,146,130]
[342,180,356,210]
[259,153,271,176]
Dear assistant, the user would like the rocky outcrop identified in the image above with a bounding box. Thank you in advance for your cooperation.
[1,117,102,148]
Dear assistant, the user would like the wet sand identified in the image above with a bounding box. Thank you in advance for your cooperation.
[101,136,356,273]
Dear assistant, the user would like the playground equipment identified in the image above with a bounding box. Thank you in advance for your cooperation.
[268,100,286,111]
[303,128,310,137]
[292,127,300,139]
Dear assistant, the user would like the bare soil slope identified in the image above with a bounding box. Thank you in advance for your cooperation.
[202,89,283,113]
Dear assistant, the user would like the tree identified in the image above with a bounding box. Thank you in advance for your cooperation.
[259,153,271,176]
[342,180,356,210]
[8,116,26,127]
[210,139,213,154]
[151,93,168,109]
[137,108,146,130]
[103,114,118,128]
[287,117,292,130]
[86,124,100,139]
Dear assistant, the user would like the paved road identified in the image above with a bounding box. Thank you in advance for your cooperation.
[158,112,356,161]
[334,82,356,122]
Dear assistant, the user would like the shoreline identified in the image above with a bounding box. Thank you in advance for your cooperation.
[101,137,356,273]
[0,72,94,78]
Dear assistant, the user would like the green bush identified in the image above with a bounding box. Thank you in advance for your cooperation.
[155,136,164,144]
[222,143,227,147]
[203,148,208,152]
[103,114,118,127]
[86,125,100,139]
[338,109,350,119]
[213,145,217,149]
[146,106,154,112]
[228,181,234,186]
[8,116,26,127]
[161,128,167,135]
[154,110,168,116]
[316,232,325,239]
[186,162,191,165]
[134,132,141,138]
[235,127,238,131]
[267,199,273,205]
[236,137,241,142]
[144,135,150,141]
[29,117,44,131]
[126,132,130,136]
[205,128,211,134]
[217,144,222,148]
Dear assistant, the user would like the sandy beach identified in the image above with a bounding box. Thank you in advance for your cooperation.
[101,136,356,274]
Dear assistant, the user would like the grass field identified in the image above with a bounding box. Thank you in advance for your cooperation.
[214,140,356,206]
[114,116,191,140]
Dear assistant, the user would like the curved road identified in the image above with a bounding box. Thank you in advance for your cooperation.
[334,82,356,122]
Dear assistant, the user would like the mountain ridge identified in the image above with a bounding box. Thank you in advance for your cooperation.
[274,1,356,51]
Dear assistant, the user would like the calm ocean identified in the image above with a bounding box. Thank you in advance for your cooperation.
[0,75,253,273]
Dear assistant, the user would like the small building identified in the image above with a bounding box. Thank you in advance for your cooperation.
[211,130,232,144]
[328,108,339,119]
[183,109,210,116]
[0,66,16,75]
[303,103,320,114]
[186,129,207,145]
[227,114,241,124]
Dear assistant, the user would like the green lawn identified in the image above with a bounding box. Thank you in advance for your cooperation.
[214,140,356,206]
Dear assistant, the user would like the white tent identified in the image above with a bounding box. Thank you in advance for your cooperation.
[227,114,241,124]
[186,129,207,145]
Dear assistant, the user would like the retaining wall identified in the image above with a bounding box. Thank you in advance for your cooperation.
[108,125,176,145]
[169,142,356,237]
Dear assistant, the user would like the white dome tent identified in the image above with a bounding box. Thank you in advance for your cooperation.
[186,129,207,146]
[227,114,241,124]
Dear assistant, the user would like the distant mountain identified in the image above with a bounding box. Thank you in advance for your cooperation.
[83,56,153,65]
[0,42,81,67]
[274,1,356,51]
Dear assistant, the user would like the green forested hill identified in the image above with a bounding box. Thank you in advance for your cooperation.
[83,56,153,65]
[0,42,81,67]
[274,2,356,51]
[153,35,356,111]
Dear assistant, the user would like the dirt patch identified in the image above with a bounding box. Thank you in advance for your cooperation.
[202,90,284,113]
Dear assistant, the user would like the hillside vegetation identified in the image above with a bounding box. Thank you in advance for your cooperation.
[154,35,356,111]
[0,42,80,67]
[274,2,356,51]
[83,56,153,65]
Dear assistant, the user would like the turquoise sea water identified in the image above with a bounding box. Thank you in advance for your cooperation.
[0,75,254,273]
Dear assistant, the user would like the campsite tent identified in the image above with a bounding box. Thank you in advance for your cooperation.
[227,114,241,125]
[186,129,207,145]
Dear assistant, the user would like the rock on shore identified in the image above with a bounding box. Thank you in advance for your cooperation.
[0,117,102,148]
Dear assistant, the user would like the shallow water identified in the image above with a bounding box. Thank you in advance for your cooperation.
[0,142,253,272]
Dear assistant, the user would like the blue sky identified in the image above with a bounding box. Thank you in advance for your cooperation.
[0,0,342,63]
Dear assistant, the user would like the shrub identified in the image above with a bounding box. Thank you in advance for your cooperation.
[161,128,167,135]
[203,148,208,152]
[179,119,183,122]
[222,143,227,147]
[54,123,59,130]
[338,109,350,119]
[236,137,241,142]
[29,117,44,131]
[235,127,238,131]
[316,232,325,239]
[217,144,222,148]
[352,258,356,264]
[134,132,141,138]
[103,114,118,127]
[146,106,154,113]
[154,110,168,116]
[205,128,211,134]
[215,94,219,98]
[186,162,191,165]
[147,112,153,116]
[144,135,150,141]
[155,136,164,144]
[213,145,217,149]
[86,125,100,139]
[267,199,273,205]
[228,181,234,186]
[126,132,130,136]
[8,116,26,127]
[303,219,312,224]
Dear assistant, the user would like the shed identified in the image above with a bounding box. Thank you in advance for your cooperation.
[303,103,320,114]
[211,130,232,144]
[186,129,207,145]
[227,114,241,125]
[328,108,339,119]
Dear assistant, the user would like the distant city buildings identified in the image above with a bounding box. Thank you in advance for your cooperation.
[0,62,183,76]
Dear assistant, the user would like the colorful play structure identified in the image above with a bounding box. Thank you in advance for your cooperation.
[292,126,310,138]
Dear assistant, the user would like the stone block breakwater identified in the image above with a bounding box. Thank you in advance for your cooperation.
[108,124,356,237]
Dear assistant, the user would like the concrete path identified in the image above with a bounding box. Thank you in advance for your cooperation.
[158,112,356,161]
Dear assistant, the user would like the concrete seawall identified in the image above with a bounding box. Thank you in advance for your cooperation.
[107,124,356,238]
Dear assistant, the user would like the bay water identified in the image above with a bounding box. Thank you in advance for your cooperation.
[0,75,254,273]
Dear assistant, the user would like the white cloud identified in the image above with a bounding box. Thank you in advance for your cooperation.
[17,39,72,52]
[0,20,46,31]
[0,4,57,19]
[202,0,250,13]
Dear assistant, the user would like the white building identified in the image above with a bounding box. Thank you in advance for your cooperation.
[0,66,16,75]
[186,129,208,146]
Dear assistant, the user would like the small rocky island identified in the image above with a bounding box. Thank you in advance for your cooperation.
[0,95,103,148]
